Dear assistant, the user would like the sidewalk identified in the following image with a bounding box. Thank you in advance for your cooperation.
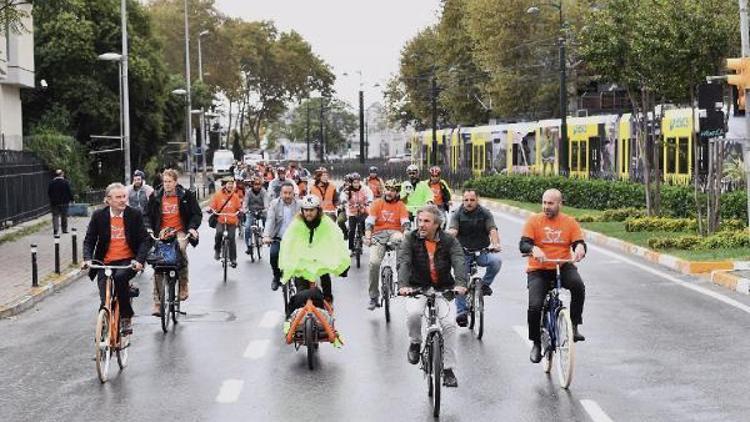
[0,213,90,317]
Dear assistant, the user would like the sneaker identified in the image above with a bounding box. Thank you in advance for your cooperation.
[481,284,493,296]
[573,325,586,342]
[121,318,133,335]
[213,250,220,261]
[407,342,420,365]
[230,261,237,268]
[530,341,542,363]
[442,368,458,387]
[456,313,468,327]
[245,247,252,255]
[367,298,379,311]
[151,303,161,317]
[271,277,281,291]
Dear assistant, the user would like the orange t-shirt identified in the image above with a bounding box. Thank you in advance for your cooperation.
[104,215,134,263]
[429,182,444,206]
[161,195,183,232]
[210,190,243,226]
[521,212,584,272]
[369,199,409,233]
[425,240,439,284]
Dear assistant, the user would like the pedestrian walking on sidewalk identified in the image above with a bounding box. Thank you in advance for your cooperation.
[48,169,73,235]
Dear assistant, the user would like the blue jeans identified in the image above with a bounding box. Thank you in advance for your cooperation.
[269,240,281,280]
[456,251,502,316]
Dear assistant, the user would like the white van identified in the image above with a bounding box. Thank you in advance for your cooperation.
[212,149,234,176]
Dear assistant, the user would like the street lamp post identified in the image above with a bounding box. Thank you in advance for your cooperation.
[528,2,568,175]
[320,96,326,162]
[97,52,129,183]
[183,0,194,190]
[306,101,311,163]
[198,29,209,194]
[431,72,438,166]
[120,0,131,185]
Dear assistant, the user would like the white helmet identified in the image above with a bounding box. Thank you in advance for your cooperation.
[300,194,321,209]
[406,164,419,173]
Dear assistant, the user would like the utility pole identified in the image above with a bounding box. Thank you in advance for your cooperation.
[740,0,750,228]
[198,30,208,193]
[120,0,131,185]
[559,35,568,175]
[359,90,365,163]
[306,101,311,163]
[431,74,438,166]
[320,97,326,162]
[183,0,194,190]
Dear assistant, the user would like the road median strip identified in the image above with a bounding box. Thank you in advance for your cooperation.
[481,198,750,294]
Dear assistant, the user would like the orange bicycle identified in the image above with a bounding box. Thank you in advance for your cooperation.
[89,261,135,383]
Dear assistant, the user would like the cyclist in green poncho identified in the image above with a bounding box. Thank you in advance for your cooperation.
[401,164,432,218]
[279,195,350,304]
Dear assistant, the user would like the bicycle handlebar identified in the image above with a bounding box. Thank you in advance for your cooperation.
[148,232,194,241]
[87,260,135,270]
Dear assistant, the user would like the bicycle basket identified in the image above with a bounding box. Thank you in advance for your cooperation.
[147,239,183,269]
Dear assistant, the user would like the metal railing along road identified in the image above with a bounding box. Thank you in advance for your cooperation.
[0,150,52,229]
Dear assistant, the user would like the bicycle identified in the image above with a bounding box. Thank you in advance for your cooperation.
[210,211,239,284]
[352,217,365,269]
[88,261,135,383]
[374,237,399,323]
[285,279,340,370]
[400,287,452,418]
[149,232,192,333]
[538,258,576,389]
[246,210,265,262]
[464,247,493,340]
[282,275,298,317]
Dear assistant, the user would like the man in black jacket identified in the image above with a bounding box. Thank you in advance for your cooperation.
[144,169,201,315]
[398,205,467,388]
[48,169,74,235]
[82,183,151,334]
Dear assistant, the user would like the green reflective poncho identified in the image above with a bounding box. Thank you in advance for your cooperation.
[401,179,433,213]
[278,214,350,283]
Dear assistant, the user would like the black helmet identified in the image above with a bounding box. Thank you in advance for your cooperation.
[368,166,378,173]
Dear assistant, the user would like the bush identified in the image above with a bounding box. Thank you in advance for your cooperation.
[648,229,750,250]
[24,132,90,196]
[578,207,645,223]
[466,174,746,221]
[625,217,697,232]
[648,235,702,250]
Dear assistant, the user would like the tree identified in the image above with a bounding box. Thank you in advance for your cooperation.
[578,0,739,216]
[283,97,358,155]
[22,0,179,187]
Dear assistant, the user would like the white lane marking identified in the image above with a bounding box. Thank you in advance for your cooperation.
[215,379,244,403]
[580,399,615,422]
[258,310,282,328]
[494,211,750,315]
[243,339,270,360]
[512,325,532,346]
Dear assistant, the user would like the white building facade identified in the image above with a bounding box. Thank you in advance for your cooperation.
[0,3,34,151]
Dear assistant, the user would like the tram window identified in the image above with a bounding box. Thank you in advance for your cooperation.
[677,137,688,174]
[571,142,579,171]
[581,142,588,172]
[666,137,677,174]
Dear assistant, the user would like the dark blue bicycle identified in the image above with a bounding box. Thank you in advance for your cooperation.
[539,258,576,389]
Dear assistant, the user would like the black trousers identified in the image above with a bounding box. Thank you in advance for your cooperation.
[293,274,333,302]
[347,215,365,250]
[527,264,585,342]
[97,259,137,319]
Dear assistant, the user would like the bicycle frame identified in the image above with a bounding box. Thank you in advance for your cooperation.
[541,260,573,356]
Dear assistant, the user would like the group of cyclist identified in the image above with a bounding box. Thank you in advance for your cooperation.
[81,161,589,390]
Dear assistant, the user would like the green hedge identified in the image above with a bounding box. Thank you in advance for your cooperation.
[466,175,747,222]
[648,229,750,250]
[24,132,90,195]
[625,217,745,232]
[578,207,645,223]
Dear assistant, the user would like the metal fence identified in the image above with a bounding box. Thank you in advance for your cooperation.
[0,150,53,229]
[300,159,473,190]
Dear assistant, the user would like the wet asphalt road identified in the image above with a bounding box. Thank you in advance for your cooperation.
[2,209,750,422]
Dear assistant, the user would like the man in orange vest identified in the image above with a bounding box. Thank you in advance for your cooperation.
[366,166,384,199]
[208,177,244,267]
[310,167,339,219]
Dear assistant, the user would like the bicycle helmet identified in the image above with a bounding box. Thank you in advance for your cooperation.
[300,194,321,209]
[220,176,234,184]
[368,166,378,173]
[344,173,353,183]
[429,166,441,176]
[350,172,361,181]
[314,167,328,178]
[406,164,419,174]
[384,179,401,190]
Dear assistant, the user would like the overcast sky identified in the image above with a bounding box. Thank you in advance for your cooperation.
[214,0,441,108]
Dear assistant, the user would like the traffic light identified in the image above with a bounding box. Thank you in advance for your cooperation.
[726,57,750,110]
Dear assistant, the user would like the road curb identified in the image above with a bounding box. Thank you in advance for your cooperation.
[0,268,85,318]
[480,199,750,280]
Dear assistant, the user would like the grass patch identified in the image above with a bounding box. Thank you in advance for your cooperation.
[0,220,51,246]
[489,199,750,262]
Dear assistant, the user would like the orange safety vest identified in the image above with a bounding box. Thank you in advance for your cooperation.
[367,177,383,198]
[311,183,337,212]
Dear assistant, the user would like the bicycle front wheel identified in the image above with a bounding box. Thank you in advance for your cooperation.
[381,267,392,323]
[222,241,228,284]
[160,278,171,333]
[95,309,111,383]
[305,317,315,370]
[255,232,262,260]
[472,283,484,340]
[555,308,575,389]
[432,334,442,418]
[170,277,179,325]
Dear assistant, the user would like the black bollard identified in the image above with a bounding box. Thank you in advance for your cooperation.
[31,244,38,287]
[54,234,61,274]
[71,228,78,265]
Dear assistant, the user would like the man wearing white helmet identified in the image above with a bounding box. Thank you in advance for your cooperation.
[278,194,350,304]
[401,164,432,219]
